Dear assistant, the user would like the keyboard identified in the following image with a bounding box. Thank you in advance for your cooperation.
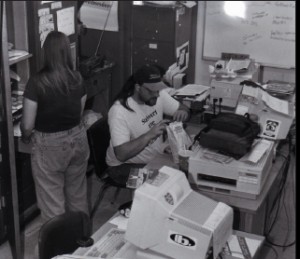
[84,228,126,258]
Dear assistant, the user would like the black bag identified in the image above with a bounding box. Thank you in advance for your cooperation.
[195,113,261,159]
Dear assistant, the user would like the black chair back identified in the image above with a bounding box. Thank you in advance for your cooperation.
[86,117,131,218]
[87,117,110,179]
[38,211,91,259]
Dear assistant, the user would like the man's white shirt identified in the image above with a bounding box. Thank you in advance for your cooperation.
[106,89,179,166]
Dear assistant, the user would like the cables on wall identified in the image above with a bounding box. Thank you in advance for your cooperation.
[263,140,295,248]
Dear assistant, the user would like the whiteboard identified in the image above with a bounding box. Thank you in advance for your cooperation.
[203,1,295,68]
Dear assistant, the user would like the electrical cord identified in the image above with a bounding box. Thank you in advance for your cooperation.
[282,199,291,249]
[94,1,113,56]
[265,179,295,248]
[266,237,295,248]
[268,148,290,210]
[265,151,289,229]
[265,165,287,234]
[264,150,288,224]
[263,144,295,248]
[263,243,279,259]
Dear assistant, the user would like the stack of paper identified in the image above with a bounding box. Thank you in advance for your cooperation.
[174,84,210,99]
[262,91,290,115]
[265,80,295,97]
[13,121,22,137]
[126,168,158,189]
[221,231,264,259]
[11,90,23,114]
[240,139,272,164]
[226,59,251,72]
[8,49,29,61]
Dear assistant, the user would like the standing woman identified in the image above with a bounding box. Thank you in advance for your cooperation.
[21,31,89,222]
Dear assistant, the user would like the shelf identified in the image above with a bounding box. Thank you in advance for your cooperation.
[9,53,32,66]
[12,106,23,114]
[15,136,32,154]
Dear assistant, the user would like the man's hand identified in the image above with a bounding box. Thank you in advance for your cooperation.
[173,109,189,122]
[172,103,190,122]
[148,119,170,141]
[163,145,172,154]
[114,119,170,162]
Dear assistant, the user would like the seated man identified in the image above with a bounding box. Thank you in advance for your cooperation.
[105,65,190,186]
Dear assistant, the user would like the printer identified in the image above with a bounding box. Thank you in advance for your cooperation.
[189,141,275,199]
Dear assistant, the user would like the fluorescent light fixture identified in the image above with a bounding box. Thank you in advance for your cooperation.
[224,1,246,18]
[133,1,144,5]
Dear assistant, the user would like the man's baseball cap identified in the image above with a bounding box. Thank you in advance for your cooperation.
[133,65,167,91]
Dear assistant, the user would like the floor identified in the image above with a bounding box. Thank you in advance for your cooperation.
[0,154,295,259]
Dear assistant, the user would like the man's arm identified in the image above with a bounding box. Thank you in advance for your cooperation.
[160,89,190,122]
[114,119,170,162]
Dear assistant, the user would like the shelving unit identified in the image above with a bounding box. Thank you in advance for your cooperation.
[9,53,32,66]
[1,2,36,258]
[0,2,22,258]
[7,1,38,224]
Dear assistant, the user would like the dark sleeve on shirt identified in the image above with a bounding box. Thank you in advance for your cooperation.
[23,76,39,102]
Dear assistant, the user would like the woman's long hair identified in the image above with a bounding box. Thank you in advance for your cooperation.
[37,31,82,95]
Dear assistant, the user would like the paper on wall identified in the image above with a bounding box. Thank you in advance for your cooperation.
[56,7,75,36]
[80,1,119,31]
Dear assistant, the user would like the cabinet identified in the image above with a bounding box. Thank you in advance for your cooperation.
[131,3,194,79]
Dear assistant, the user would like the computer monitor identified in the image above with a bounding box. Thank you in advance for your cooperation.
[125,166,233,259]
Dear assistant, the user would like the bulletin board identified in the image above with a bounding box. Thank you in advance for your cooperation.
[203,1,295,68]
[27,1,78,73]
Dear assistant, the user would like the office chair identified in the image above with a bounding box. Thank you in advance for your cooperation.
[38,211,92,259]
[87,117,129,218]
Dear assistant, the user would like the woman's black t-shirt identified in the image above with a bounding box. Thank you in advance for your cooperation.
[24,74,86,133]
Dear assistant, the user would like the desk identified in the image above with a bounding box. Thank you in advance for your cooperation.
[146,123,287,235]
[73,214,139,258]
[73,214,264,259]
[194,154,286,235]
[145,147,286,235]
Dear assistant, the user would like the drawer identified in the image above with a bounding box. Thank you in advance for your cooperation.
[132,5,175,41]
[132,39,175,72]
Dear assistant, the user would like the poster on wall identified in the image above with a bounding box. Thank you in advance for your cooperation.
[79,1,119,31]
[176,41,189,73]
[39,13,54,47]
